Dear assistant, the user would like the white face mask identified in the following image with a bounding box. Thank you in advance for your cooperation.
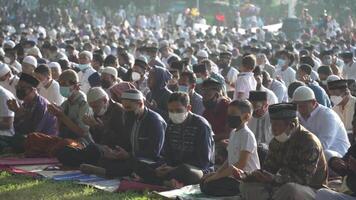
[4,57,11,64]
[169,111,188,124]
[274,132,290,143]
[330,95,343,105]
[131,72,141,81]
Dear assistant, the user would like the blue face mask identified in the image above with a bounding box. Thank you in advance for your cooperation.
[178,85,190,93]
[277,59,286,67]
[196,77,203,84]
[77,63,89,71]
[60,86,71,98]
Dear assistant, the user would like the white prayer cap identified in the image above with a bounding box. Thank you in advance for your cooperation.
[0,62,11,77]
[48,62,61,72]
[82,35,90,42]
[0,48,4,57]
[121,89,144,101]
[196,50,209,58]
[26,46,42,58]
[79,51,93,60]
[326,75,341,83]
[103,45,111,56]
[4,40,15,49]
[23,56,37,67]
[87,87,109,103]
[102,67,118,78]
[292,86,315,102]
[20,23,26,29]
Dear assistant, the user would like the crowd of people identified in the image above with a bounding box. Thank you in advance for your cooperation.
[0,1,356,200]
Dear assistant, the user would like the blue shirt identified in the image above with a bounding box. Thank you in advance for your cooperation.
[308,81,332,108]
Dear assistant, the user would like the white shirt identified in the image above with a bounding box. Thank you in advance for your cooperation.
[227,125,260,172]
[248,112,273,145]
[298,104,350,158]
[78,67,97,94]
[0,86,15,136]
[0,75,19,96]
[275,67,296,88]
[332,95,356,133]
[220,67,239,85]
[260,86,278,105]
[342,62,356,80]
[269,79,288,103]
[233,72,257,100]
[38,79,64,105]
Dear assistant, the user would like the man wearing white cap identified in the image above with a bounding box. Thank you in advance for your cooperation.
[48,62,62,81]
[293,86,350,161]
[77,51,100,94]
[4,49,22,75]
[100,67,118,94]
[22,55,37,75]
[0,62,19,96]
[57,87,126,169]
[0,85,16,139]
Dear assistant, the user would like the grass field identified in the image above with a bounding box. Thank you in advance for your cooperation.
[0,172,160,200]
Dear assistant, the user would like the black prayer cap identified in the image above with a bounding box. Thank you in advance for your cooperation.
[340,51,353,59]
[193,63,207,73]
[317,65,332,75]
[249,91,267,102]
[327,79,348,90]
[134,59,148,69]
[144,46,158,53]
[19,73,39,87]
[220,51,232,58]
[269,103,297,120]
[201,78,222,90]
[320,50,333,57]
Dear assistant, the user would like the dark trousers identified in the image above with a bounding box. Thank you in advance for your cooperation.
[0,134,26,153]
[56,143,101,167]
[200,177,240,197]
[132,160,204,186]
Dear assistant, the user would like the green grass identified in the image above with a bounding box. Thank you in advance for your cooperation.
[0,172,161,200]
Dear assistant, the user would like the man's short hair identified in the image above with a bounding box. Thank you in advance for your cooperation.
[229,100,253,115]
[299,64,312,75]
[242,55,256,70]
[288,81,305,99]
[93,53,104,66]
[34,64,51,76]
[168,92,190,107]
[180,71,197,84]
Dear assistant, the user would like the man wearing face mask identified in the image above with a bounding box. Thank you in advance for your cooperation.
[240,103,328,200]
[317,65,333,92]
[100,67,118,95]
[202,78,231,142]
[275,50,296,88]
[131,56,150,96]
[34,64,64,105]
[178,71,204,115]
[219,51,239,90]
[0,62,19,96]
[341,52,356,80]
[133,92,214,188]
[328,80,356,134]
[47,69,93,146]
[56,87,126,169]
[76,51,100,94]
[5,73,58,152]
[293,86,350,161]
[193,63,226,96]
[247,91,273,145]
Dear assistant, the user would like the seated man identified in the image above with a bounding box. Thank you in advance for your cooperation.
[78,89,166,178]
[178,71,204,115]
[293,86,350,161]
[240,103,328,200]
[201,100,260,197]
[57,87,126,168]
[247,91,273,145]
[316,143,356,199]
[5,73,57,152]
[0,86,16,151]
[47,69,93,146]
[328,79,356,134]
[133,92,215,187]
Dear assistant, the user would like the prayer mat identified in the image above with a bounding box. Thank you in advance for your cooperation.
[0,157,59,166]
